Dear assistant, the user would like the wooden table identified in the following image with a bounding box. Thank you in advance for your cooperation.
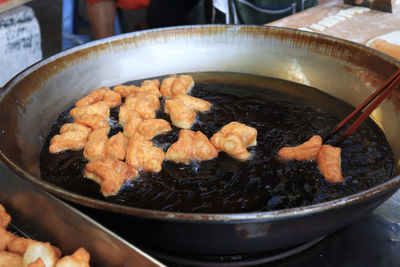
[267,0,400,60]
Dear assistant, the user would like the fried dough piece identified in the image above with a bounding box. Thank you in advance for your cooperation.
[55,248,90,267]
[0,204,11,228]
[105,132,130,161]
[70,101,110,120]
[83,128,109,162]
[166,130,218,164]
[103,90,122,108]
[164,99,196,129]
[28,257,45,267]
[49,131,88,153]
[160,76,176,98]
[140,79,161,97]
[85,157,138,197]
[0,227,16,251]
[60,123,92,136]
[124,95,157,120]
[8,238,61,258]
[113,85,141,98]
[126,133,165,172]
[211,122,257,161]
[160,75,194,98]
[173,94,211,112]
[75,87,110,107]
[0,251,23,267]
[75,114,110,131]
[118,106,139,126]
[127,92,161,110]
[23,242,60,267]
[317,145,344,183]
[137,119,172,140]
[123,116,142,138]
[278,135,323,161]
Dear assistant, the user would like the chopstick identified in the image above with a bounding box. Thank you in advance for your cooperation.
[323,68,400,145]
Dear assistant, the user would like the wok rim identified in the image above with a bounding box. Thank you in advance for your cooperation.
[1,24,400,222]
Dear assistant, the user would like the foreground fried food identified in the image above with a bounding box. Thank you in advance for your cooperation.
[137,119,172,140]
[317,145,344,183]
[114,79,161,98]
[123,94,158,120]
[59,123,92,136]
[123,115,143,138]
[105,132,130,161]
[83,128,109,162]
[278,135,323,161]
[49,131,88,154]
[28,258,45,267]
[173,94,211,112]
[70,101,110,120]
[85,157,138,197]
[23,242,60,267]
[164,99,196,129]
[160,75,194,98]
[0,227,16,251]
[74,114,110,132]
[126,133,165,172]
[0,204,11,228]
[0,251,22,267]
[75,87,109,107]
[211,122,257,161]
[166,130,218,164]
[55,248,90,267]
[103,90,122,108]
[7,238,61,258]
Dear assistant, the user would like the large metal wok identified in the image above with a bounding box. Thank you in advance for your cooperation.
[1,25,400,256]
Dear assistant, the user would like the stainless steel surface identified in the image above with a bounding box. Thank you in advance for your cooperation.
[0,163,165,267]
[1,25,400,254]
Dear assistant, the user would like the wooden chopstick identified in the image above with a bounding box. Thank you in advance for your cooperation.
[323,68,400,145]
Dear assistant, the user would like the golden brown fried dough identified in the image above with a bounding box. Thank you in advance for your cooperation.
[278,135,323,161]
[118,107,139,126]
[113,85,141,98]
[75,87,110,107]
[8,239,61,258]
[173,94,211,112]
[126,133,165,172]
[23,242,60,267]
[123,95,157,120]
[127,92,160,110]
[83,128,109,162]
[164,99,196,129]
[160,76,176,98]
[160,75,194,98]
[105,132,130,161]
[103,90,122,108]
[0,204,11,228]
[59,123,92,136]
[171,75,194,96]
[317,145,344,183]
[0,227,16,251]
[75,114,110,131]
[27,257,45,267]
[55,248,90,267]
[85,157,138,197]
[123,116,142,138]
[49,131,88,153]
[211,122,257,161]
[166,130,217,164]
[137,119,172,140]
[70,101,110,120]
[0,251,23,267]
[140,79,161,97]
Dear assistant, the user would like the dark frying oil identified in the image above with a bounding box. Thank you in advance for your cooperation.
[40,72,394,213]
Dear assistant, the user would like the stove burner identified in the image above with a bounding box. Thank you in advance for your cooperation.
[148,236,326,267]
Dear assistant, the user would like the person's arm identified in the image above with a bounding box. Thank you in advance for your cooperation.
[86,0,116,39]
